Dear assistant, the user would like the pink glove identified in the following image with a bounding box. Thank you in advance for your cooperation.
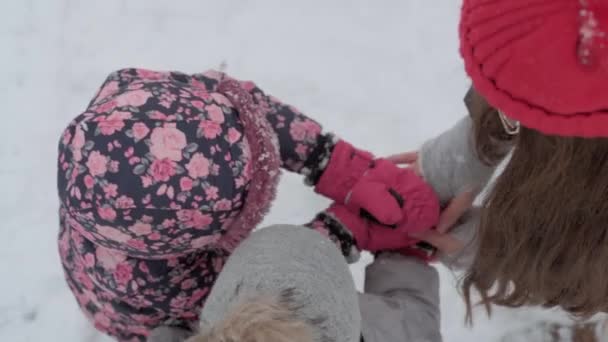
[347,159,440,234]
[327,203,422,252]
[316,141,440,233]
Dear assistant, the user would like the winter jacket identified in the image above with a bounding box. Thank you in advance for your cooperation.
[151,225,442,342]
[57,69,358,341]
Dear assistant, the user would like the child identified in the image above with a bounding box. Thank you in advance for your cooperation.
[395,0,608,320]
[146,91,510,342]
[57,68,440,341]
[150,225,442,342]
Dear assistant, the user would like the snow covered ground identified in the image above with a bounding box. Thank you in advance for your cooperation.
[0,0,582,341]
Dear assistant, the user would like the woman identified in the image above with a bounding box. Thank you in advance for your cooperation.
[392,0,608,320]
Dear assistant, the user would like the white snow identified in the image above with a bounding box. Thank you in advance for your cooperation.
[0,0,585,341]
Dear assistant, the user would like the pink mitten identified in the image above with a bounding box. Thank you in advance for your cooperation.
[347,159,440,234]
[316,141,439,230]
[326,203,421,252]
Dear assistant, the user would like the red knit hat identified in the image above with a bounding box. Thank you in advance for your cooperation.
[460,0,608,137]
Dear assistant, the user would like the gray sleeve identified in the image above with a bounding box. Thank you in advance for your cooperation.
[437,208,480,271]
[418,117,504,272]
[359,253,442,342]
[418,116,497,204]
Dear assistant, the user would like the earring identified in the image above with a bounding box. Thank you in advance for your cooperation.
[498,110,520,135]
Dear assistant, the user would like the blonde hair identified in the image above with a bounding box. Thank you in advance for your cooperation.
[187,296,314,342]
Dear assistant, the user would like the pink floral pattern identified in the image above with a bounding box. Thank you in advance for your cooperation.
[149,125,187,161]
[58,69,255,258]
[59,213,226,341]
[58,68,345,341]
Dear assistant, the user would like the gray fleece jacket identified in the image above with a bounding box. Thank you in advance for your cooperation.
[203,225,442,342]
[149,225,441,342]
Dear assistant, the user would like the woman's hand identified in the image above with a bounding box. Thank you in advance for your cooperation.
[388,151,476,234]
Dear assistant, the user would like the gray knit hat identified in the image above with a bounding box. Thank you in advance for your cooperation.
[199,225,362,342]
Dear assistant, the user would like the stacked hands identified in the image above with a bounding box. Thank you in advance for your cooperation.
[314,140,442,256]
[316,118,497,263]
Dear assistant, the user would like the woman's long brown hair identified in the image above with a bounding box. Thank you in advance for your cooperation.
[463,87,608,322]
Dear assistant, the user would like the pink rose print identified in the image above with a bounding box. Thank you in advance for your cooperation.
[240,80,256,91]
[115,195,135,209]
[130,222,152,236]
[205,186,219,200]
[95,81,119,103]
[62,129,72,146]
[71,126,86,162]
[86,151,108,177]
[84,253,96,268]
[96,246,127,270]
[199,120,222,139]
[214,199,232,211]
[191,100,205,110]
[295,144,308,158]
[289,120,307,141]
[191,86,212,101]
[96,225,131,243]
[212,256,224,272]
[186,153,210,179]
[84,175,95,189]
[211,93,232,106]
[149,110,168,120]
[113,262,133,286]
[95,99,118,114]
[108,160,119,173]
[103,183,118,198]
[149,125,187,161]
[94,312,113,329]
[148,232,161,241]
[162,219,176,229]
[181,278,196,290]
[136,69,167,80]
[170,295,188,311]
[138,261,150,274]
[131,122,150,141]
[98,206,117,222]
[202,69,224,81]
[114,89,152,108]
[207,104,225,123]
[150,158,176,182]
[227,127,241,144]
[141,175,153,188]
[180,177,193,191]
[190,234,220,248]
[127,239,147,250]
[189,288,210,307]
[74,269,92,291]
[177,210,213,229]
[97,111,131,136]
[303,120,321,137]
[190,211,213,230]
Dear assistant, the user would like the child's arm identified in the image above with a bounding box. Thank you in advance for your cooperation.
[359,253,442,342]
[237,80,331,176]
[215,74,440,251]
